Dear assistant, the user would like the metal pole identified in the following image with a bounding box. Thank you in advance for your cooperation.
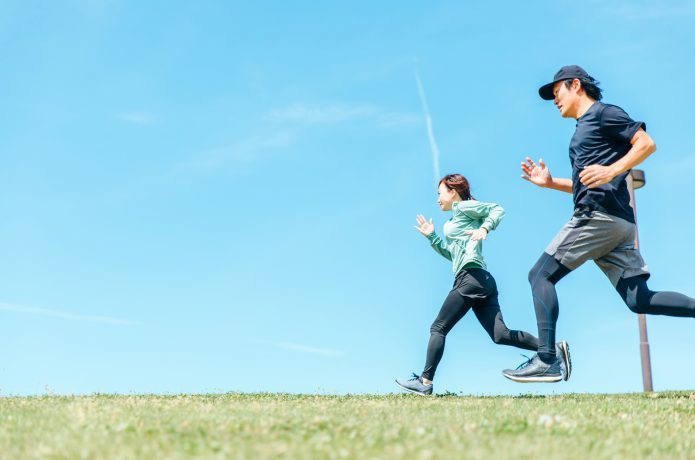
[626,169,654,392]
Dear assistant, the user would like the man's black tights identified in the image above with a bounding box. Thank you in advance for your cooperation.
[530,253,695,363]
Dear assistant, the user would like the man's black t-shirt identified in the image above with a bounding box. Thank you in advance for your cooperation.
[569,102,646,223]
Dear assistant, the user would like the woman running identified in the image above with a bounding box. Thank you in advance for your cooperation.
[395,174,571,395]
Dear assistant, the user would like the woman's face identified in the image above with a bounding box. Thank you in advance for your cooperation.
[437,183,459,211]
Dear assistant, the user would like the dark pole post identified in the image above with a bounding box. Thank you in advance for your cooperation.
[626,169,654,392]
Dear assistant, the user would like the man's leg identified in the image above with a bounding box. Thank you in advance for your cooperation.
[500,254,571,383]
[504,210,622,382]
[592,217,695,318]
[528,253,571,362]
[530,211,626,362]
[616,275,695,317]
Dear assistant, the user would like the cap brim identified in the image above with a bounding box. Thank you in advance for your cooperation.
[538,82,555,100]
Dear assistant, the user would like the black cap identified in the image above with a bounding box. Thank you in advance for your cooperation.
[538,65,592,100]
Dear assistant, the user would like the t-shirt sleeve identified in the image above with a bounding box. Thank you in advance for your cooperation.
[600,104,646,143]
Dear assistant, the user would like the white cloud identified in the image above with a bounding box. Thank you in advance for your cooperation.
[269,103,420,128]
[259,340,344,357]
[602,1,695,20]
[377,112,422,128]
[117,111,159,126]
[164,102,417,178]
[0,301,137,326]
[171,130,296,174]
[269,104,376,124]
[105,129,297,203]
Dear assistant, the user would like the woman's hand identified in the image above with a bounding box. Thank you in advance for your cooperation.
[414,214,434,236]
[465,228,488,241]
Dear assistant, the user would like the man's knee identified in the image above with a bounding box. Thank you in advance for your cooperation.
[430,321,447,336]
[529,253,570,286]
[492,329,511,345]
[617,275,654,314]
[625,295,651,314]
[528,259,544,285]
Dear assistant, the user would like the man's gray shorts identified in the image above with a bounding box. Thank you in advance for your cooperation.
[545,208,650,286]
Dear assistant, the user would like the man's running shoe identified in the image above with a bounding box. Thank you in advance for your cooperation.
[395,373,433,396]
[502,354,563,383]
[556,341,572,381]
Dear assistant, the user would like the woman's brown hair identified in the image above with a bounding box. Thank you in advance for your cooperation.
[439,174,474,200]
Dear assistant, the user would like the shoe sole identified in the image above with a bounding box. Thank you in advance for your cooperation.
[557,341,572,381]
[502,372,563,383]
[395,380,432,396]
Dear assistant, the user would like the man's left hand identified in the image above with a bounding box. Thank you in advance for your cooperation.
[579,164,618,188]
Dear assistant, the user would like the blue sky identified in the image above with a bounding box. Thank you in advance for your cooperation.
[1,0,694,396]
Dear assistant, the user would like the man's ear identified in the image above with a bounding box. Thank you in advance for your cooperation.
[572,78,582,93]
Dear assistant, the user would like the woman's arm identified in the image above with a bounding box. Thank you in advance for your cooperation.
[426,232,453,261]
[455,201,505,241]
[414,214,453,261]
[456,199,505,227]
[477,203,504,233]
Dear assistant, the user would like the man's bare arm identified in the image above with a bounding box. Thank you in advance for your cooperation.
[521,157,573,193]
[544,177,573,193]
[579,128,656,188]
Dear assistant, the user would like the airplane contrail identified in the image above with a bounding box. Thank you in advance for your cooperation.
[414,70,441,183]
[0,301,137,326]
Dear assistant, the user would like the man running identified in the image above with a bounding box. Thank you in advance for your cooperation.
[503,65,695,382]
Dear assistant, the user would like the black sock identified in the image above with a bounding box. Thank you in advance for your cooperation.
[538,352,556,364]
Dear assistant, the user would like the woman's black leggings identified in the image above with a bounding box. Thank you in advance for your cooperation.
[421,268,539,381]
[529,252,695,363]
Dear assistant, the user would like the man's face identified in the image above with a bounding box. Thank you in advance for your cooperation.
[553,79,580,118]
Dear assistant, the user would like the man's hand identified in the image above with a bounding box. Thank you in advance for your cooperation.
[579,129,656,188]
[465,228,488,241]
[414,214,434,237]
[521,157,553,188]
[579,164,619,188]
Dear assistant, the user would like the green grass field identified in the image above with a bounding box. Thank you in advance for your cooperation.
[1,392,694,459]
